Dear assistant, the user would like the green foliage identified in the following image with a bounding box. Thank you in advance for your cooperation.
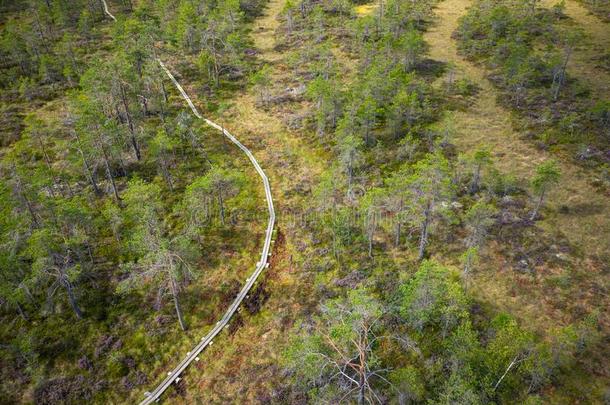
[181,166,247,232]
[284,288,385,403]
[460,246,480,275]
[455,0,608,156]
[0,0,602,402]
[488,167,519,196]
[400,261,469,334]
[118,178,200,330]
[434,370,483,405]
[531,160,561,196]
[306,73,342,136]
[388,365,425,403]
[0,0,265,396]
[464,199,497,246]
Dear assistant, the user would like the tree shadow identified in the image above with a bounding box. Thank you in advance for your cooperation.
[414,58,447,79]
[559,202,606,217]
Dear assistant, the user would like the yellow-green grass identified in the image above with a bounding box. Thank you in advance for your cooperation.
[355,3,378,16]
[541,0,610,102]
[424,0,609,401]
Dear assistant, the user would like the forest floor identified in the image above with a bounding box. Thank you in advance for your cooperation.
[424,0,609,399]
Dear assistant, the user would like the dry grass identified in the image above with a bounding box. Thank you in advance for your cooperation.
[541,0,610,102]
[156,0,335,401]
[252,0,284,62]
[145,0,609,401]
[425,0,610,259]
[424,1,609,400]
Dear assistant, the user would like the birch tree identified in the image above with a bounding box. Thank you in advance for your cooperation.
[551,31,580,101]
[361,188,385,258]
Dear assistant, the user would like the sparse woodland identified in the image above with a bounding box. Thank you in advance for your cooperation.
[0,0,608,404]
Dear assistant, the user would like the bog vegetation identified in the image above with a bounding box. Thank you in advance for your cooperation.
[455,0,610,167]
[0,0,608,404]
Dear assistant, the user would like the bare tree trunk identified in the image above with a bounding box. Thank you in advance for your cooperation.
[160,79,168,103]
[119,82,141,160]
[463,253,473,276]
[171,278,187,331]
[140,94,149,116]
[470,164,481,193]
[114,102,124,124]
[552,48,571,101]
[367,210,376,258]
[394,221,401,246]
[32,10,50,54]
[530,188,546,221]
[23,192,40,227]
[494,354,520,391]
[286,10,293,33]
[212,48,220,87]
[64,280,83,319]
[99,142,121,203]
[218,191,225,225]
[418,203,431,261]
[159,152,174,190]
[394,201,403,247]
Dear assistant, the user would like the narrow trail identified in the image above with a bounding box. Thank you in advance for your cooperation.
[139,62,275,405]
[229,0,327,193]
[252,0,284,62]
[424,0,610,258]
[101,2,275,404]
[102,0,116,21]
[187,0,332,400]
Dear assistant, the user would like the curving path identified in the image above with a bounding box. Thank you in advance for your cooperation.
[140,62,275,405]
[101,2,275,403]
[102,0,116,21]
